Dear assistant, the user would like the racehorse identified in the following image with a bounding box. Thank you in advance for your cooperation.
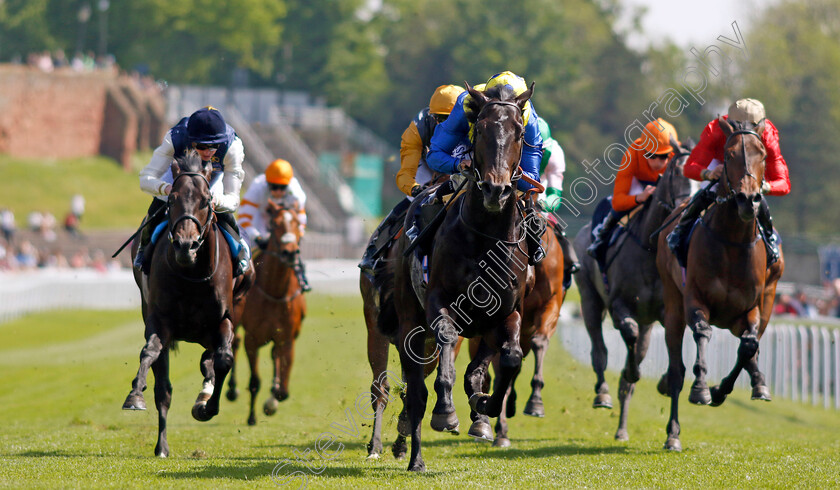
[572,140,694,441]
[468,224,566,447]
[655,118,784,451]
[391,82,535,471]
[229,200,306,425]
[123,152,252,457]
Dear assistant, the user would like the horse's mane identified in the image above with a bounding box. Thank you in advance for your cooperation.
[173,151,208,174]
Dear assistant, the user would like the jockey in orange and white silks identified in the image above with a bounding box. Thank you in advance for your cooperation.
[134,106,251,276]
[239,158,311,292]
[239,158,307,249]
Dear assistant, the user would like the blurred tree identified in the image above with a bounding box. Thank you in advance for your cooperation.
[0,0,57,59]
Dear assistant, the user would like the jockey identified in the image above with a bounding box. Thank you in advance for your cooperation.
[358,84,464,276]
[424,71,545,265]
[134,106,251,276]
[239,158,311,292]
[536,115,580,274]
[587,118,679,265]
[666,98,790,265]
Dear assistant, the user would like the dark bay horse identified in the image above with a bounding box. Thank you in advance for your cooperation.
[391,82,534,471]
[468,224,566,447]
[229,200,306,425]
[656,118,784,451]
[123,152,252,457]
[572,141,694,441]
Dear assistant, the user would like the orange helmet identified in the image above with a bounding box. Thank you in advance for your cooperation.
[641,118,678,155]
[429,85,465,115]
[265,159,293,185]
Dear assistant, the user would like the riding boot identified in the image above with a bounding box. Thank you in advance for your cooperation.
[666,188,716,259]
[586,212,619,265]
[359,199,410,275]
[295,255,312,292]
[134,198,166,273]
[757,196,780,266]
[524,206,546,266]
[555,226,581,274]
[216,211,250,276]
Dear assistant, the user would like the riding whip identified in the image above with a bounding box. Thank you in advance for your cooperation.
[111,205,166,258]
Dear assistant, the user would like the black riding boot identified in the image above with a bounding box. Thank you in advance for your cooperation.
[295,255,312,292]
[216,211,250,276]
[555,226,581,274]
[666,188,716,260]
[757,196,780,266]
[524,206,546,266]
[134,198,167,273]
[586,211,620,265]
[359,198,411,275]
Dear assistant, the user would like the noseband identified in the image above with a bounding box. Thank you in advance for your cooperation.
[167,171,214,246]
[719,129,765,203]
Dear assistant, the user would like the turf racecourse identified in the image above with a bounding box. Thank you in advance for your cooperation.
[1,294,838,489]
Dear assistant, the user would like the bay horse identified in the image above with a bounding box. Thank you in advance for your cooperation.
[123,152,252,457]
[572,140,694,441]
[391,82,534,471]
[467,223,566,447]
[229,200,306,425]
[360,179,465,460]
[656,118,784,451]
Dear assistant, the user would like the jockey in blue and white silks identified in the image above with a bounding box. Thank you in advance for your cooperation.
[426,71,543,192]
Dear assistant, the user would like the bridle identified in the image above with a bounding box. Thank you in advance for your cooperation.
[167,171,214,247]
[718,127,765,204]
[464,100,526,192]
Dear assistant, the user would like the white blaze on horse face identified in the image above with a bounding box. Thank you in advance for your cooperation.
[281,232,296,244]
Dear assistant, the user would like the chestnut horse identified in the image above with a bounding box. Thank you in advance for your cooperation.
[391,82,534,471]
[468,223,566,447]
[572,141,694,441]
[229,200,306,425]
[123,153,252,457]
[656,118,784,451]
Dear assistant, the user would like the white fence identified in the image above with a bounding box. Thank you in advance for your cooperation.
[559,320,840,410]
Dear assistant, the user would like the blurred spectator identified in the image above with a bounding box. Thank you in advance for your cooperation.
[15,241,39,269]
[774,293,799,316]
[53,49,68,68]
[793,290,817,318]
[27,211,43,232]
[0,208,15,243]
[64,212,80,237]
[71,194,85,220]
[69,249,91,269]
[40,211,57,242]
[90,249,108,273]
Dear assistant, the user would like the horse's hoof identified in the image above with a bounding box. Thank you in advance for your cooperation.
[366,452,380,460]
[191,403,215,422]
[664,438,682,452]
[247,415,257,426]
[407,460,425,472]
[592,393,613,409]
[392,437,407,460]
[122,394,146,411]
[225,389,239,402]
[657,375,669,396]
[155,444,169,458]
[492,437,511,448]
[709,385,727,407]
[523,399,545,417]
[688,383,711,405]
[752,385,772,402]
[615,429,629,441]
[468,392,490,413]
[467,420,494,442]
[264,397,279,416]
[430,412,459,435]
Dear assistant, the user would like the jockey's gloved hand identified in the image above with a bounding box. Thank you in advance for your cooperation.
[760,181,771,194]
[411,184,422,198]
[255,236,270,250]
[538,187,562,213]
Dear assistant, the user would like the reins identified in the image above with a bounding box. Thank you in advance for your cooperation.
[164,170,220,283]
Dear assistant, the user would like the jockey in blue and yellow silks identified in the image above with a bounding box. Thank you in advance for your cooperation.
[426,71,543,193]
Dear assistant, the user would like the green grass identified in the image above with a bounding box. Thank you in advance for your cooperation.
[0,153,151,229]
[1,295,838,488]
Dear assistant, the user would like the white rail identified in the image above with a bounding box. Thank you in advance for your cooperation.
[559,320,840,410]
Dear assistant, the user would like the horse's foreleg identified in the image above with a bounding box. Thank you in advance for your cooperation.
[366,325,390,459]
[399,326,428,472]
[473,312,523,419]
[226,328,241,402]
[686,306,712,405]
[493,360,520,448]
[465,338,494,442]
[613,303,640,384]
[244,334,261,425]
[615,321,654,442]
[580,284,610,409]
[150,348,172,457]
[710,308,763,406]
[524,297,560,417]
[123,331,165,411]
[662,277,686,451]
[429,308,460,435]
[193,318,234,422]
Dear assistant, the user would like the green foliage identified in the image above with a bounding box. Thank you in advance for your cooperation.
[0,155,148,229]
[1,298,839,487]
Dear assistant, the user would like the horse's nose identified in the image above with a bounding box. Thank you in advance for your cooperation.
[172,238,198,253]
[735,192,749,206]
[481,182,513,203]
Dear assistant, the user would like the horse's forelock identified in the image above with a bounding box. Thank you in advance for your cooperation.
[174,151,208,175]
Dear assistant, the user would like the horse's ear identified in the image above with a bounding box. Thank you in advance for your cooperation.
[755,119,766,136]
[718,115,733,136]
[201,159,213,178]
[170,160,181,178]
[465,81,487,123]
[514,82,535,112]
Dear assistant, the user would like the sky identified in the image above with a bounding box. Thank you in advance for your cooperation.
[618,0,766,50]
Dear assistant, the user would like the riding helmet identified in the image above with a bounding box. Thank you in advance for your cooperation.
[187,107,228,144]
[266,159,294,185]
